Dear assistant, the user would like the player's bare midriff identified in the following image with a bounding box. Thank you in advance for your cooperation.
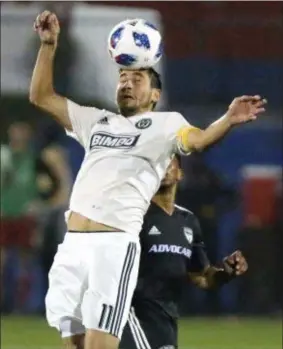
[67,211,121,232]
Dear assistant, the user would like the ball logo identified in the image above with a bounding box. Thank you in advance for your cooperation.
[135,118,152,130]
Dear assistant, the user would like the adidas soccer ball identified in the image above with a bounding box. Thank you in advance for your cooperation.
[108,19,163,69]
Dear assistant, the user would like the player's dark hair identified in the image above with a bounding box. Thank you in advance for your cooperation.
[143,67,162,110]
[146,67,162,91]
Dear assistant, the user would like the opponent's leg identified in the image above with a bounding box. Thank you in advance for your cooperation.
[119,318,139,349]
[126,308,151,349]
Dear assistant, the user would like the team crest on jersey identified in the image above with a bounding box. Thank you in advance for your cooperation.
[183,227,193,244]
[135,118,152,129]
[90,132,140,150]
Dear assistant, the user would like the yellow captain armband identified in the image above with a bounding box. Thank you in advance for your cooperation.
[176,126,202,154]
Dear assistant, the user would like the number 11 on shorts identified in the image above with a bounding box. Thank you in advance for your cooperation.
[98,303,114,331]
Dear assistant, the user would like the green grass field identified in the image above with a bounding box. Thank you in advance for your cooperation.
[1,316,281,349]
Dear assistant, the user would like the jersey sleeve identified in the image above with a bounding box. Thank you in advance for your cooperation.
[187,215,210,272]
[65,100,106,148]
[164,112,195,155]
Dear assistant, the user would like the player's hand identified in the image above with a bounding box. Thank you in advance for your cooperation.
[33,11,60,45]
[226,95,267,125]
[223,250,248,276]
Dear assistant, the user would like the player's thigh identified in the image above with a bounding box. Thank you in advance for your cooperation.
[82,233,140,345]
[45,236,87,333]
[63,333,85,349]
[85,329,119,349]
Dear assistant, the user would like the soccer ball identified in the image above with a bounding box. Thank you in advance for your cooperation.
[108,19,163,69]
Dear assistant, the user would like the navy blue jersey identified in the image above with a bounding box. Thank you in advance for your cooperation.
[120,203,210,349]
[132,202,209,319]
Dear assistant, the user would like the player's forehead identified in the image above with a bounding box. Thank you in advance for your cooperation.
[119,69,149,80]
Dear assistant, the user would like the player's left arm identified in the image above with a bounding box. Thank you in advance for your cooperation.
[189,250,248,289]
[176,95,266,153]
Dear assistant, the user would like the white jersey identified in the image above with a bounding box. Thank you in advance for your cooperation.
[65,100,191,235]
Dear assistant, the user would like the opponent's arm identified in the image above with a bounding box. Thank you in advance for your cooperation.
[188,250,248,289]
[29,11,71,130]
[177,96,267,152]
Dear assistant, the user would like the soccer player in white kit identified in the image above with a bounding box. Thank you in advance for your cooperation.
[30,11,267,349]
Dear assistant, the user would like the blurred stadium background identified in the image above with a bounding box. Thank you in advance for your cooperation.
[1,2,282,349]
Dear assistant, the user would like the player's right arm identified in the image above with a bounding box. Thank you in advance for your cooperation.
[30,11,106,148]
[29,11,71,130]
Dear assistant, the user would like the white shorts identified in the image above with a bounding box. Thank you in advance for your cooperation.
[45,231,140,339]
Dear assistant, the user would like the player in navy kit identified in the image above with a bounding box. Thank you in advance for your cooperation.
[120,155,248,349]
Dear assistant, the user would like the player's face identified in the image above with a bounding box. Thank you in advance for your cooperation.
[116,70,160,116]
[161,156,183,187]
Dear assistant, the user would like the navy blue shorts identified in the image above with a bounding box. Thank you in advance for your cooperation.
[119,306,177,349]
